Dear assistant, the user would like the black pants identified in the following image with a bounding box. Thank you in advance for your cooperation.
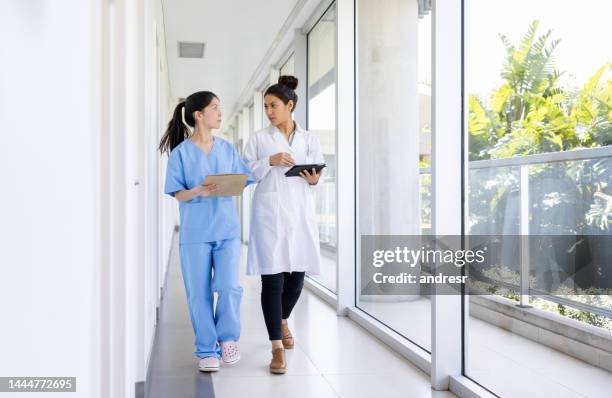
[260,272,305,340]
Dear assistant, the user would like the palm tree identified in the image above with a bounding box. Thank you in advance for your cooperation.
[499,20,561,122]
[468,20,575,160]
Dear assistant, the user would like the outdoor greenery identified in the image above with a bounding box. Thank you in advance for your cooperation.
[471,265,612,331]
[468,20,612,161]
[467,21,612,330]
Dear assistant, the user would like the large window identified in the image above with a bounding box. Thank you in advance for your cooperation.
[244,2,612,396]
[307,3,337,293]
[465,1,612,396]
[356,0,432,351]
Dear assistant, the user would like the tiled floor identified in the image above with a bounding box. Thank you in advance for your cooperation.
[147,235,455,398]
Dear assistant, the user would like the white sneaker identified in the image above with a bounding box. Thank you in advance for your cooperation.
[220,341,241,364]
[198,356,220,372]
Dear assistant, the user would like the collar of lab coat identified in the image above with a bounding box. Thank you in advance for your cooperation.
[267,120,306,136]
[268,121,306,153]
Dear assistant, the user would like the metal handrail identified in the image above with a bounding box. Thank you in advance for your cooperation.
[469,146,612,169]
[418,146,612,173]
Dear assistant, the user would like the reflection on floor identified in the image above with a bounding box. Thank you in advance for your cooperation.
[360,298,612,398]
[147,236,455,398]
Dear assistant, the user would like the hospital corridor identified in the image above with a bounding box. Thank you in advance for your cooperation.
[2,1,612,398]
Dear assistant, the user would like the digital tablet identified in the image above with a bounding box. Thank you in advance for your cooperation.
[284,164,326,177]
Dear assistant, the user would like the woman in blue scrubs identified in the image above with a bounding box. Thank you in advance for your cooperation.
[159,91,253,372]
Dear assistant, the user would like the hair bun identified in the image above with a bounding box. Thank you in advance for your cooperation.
[278,75,298,90]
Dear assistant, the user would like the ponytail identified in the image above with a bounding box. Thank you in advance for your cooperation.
[159,91,218,154]
[159,101,189,154]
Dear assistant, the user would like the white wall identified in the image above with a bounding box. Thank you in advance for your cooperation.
[0,1,176,397]
[144,0,178,385]
[0,1,102,397]
[153,0,179,313]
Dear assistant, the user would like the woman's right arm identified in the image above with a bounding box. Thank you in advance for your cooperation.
[164,149,216,201]
[174,184,216,202]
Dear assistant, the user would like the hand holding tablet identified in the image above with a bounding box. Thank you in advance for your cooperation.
[284,163,326,177]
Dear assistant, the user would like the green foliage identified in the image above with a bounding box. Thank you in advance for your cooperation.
[470,265,612,332]
[534,296,612,331]
[467,21,612,331]
[570,64,612,147]
[468,21,612,235]
[468,20,612,161]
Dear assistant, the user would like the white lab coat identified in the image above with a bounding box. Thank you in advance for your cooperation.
[243,122,324,276]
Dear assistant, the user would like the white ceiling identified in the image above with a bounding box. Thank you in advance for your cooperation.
[162,0,300,117]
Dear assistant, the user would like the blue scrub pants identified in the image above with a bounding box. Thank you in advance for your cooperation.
[179,237,243,359]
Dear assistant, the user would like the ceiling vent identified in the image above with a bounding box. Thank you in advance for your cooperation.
[178,42,205,58]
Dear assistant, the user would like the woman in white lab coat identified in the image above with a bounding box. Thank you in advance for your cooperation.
[243,75,324,374]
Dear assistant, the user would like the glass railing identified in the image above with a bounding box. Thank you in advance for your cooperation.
[419,146,612,329]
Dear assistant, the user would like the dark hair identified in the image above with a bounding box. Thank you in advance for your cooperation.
[158,91,218,154]
[264,75,298,111]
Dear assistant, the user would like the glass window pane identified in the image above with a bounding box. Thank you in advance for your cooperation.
[465,1,612,395]
[307,3,337,292]
[356,0,432,351]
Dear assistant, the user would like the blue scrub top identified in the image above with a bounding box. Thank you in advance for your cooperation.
[164,137,254,244]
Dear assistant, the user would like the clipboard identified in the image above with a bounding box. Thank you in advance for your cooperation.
[284,164,326,177]
[203,174,248,196]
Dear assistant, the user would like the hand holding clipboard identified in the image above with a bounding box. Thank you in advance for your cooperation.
[202,174,248,196]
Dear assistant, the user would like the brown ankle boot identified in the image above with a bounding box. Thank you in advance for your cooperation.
[269,347,287,374]
[281,322,294,349]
